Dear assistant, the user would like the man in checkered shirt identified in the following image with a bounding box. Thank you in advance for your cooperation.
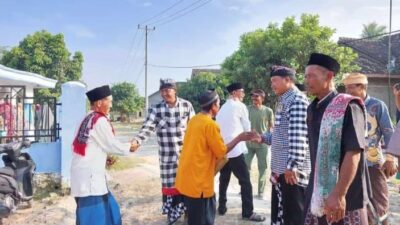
[132,78,195,224]
[261,66,311,225]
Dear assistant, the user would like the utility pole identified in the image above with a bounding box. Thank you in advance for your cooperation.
[138,24,155,117]
[388,0,393,113]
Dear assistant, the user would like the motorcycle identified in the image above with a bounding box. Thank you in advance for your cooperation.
[0,140,35,218]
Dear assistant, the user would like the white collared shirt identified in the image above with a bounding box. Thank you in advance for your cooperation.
[216,99,251,158]
[70,113,130,197]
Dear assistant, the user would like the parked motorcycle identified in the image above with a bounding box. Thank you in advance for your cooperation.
[0,140,35,218]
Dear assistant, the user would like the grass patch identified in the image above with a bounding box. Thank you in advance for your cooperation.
[112,122,142,131]
[108,156,145,171]
[390,177,400,185]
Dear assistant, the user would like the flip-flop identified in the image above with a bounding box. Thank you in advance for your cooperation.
[243,213,266,222]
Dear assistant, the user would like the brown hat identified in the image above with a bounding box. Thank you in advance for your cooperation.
[342,73,368,85]
[251,89,265,98]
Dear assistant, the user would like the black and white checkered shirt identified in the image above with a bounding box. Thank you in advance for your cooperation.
[135,97,195,188]
[262,88,311,187]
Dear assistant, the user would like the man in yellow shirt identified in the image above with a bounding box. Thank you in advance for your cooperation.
[175,90,259,225]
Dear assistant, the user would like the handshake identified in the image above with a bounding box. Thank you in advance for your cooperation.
[238,130,262,143]
[130,140,140,152]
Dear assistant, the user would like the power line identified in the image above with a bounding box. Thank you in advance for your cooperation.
[139,0,183,25]
[122,33,145,76]
[148,63,220,68]
[116,29,139,77]
[156,0,213,27]
[134,64,145,84]
[149,0,213,27]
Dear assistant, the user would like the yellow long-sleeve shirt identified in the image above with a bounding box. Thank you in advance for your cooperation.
[175,113,227,198]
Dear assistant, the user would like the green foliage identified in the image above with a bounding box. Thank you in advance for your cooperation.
[0,30,84,99]
[0,46,8,60]
[361,22,387,38]
[221,14,360,105]
[111,82,144,117]
[178,72,229,112]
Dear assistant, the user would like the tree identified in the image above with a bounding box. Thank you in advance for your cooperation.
[0,46,8,60]
[361,22,387,38]
[111,82,144,122]
[0,30,84,99]
[178,72,229,112]
[221,14,360,105]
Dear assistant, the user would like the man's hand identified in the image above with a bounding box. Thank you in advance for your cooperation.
[249,129,262,143]
[382,155,397,178]
[239,131,261,142]
[324,191,346,224]
[284,169,298,185]
[130,139,140,152]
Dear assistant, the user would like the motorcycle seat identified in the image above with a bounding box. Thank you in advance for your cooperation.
[0,168,15,178]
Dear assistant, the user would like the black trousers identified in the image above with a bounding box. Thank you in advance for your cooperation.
[271,174,306,225]
[218,154,253,218]
[183,195,216,225]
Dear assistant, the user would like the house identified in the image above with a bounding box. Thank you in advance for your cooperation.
[338,33,400,116]
[0,64,88,185]
[191,68,221,78]
[0,64,58,142]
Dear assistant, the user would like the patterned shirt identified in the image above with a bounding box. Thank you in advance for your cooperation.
[364,95,394,166]
[134,97,195,188]
[262,87,311,187]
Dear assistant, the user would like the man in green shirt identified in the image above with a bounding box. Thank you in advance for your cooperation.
[245,89,274,199]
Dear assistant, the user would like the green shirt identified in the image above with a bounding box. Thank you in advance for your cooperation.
[246,105,273,149]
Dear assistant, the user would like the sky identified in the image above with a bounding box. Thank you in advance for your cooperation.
[1,0,400,96]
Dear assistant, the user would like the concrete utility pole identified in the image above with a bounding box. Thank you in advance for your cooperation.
[138,24,155,117]
[387,0,393,113]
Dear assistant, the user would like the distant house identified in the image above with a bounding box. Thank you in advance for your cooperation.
[338,33,400,116]
[191,68,221,78]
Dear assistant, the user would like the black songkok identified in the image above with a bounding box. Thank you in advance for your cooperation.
[270,65,296,77]
[198,89,219,107]
[86,85,112,103]
[226,82,244,93]
[307,53,340,74]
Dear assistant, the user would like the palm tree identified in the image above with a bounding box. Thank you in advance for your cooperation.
[361,22,387,39]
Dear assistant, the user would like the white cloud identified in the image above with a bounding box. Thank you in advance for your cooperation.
[66,25,96,39]
[235,0,265,4]
[228,6,240,11]
[143,2,152,7]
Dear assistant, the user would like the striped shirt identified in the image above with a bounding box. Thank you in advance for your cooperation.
[262,87,311,187]
[134,97,195,188]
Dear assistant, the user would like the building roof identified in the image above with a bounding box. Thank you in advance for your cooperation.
[191,69,221,78]
[0,64,57,88]
[338,33,400,74]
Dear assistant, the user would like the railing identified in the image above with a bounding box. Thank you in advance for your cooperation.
[0,97,61,143]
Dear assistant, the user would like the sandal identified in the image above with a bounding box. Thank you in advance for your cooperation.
[243,212,266,222]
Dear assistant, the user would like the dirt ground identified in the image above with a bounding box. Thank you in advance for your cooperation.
[2,123,400,225]
[2,153,400,225]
